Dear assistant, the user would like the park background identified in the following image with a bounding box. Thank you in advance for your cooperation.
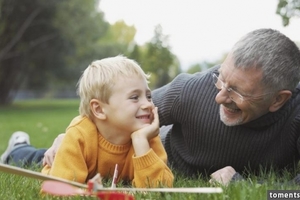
[0,0,300,199]
[1,0,299,105]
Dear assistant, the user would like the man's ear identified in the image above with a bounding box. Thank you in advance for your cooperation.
[269,90,292,112]
[90,99,106,120]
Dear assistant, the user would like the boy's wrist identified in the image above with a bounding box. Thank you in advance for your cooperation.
[131,136,150,157]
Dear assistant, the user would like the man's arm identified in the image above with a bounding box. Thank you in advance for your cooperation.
[43,133,65,166]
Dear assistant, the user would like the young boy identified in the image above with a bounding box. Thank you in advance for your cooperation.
[1,55,174,188]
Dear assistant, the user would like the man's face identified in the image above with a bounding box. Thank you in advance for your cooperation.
[214,56,274,126]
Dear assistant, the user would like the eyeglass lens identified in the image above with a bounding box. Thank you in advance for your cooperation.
[212,73,243,103]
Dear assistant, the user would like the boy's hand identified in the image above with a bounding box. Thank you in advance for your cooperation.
[42,133,65,166]
[131,106,159,156]
[133,106,159,140]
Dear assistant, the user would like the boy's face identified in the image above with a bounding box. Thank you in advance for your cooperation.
[102,75,153,135]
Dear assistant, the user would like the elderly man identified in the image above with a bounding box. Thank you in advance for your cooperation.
[154,28,300,184]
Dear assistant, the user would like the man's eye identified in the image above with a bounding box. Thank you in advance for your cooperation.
[218,76,225,82]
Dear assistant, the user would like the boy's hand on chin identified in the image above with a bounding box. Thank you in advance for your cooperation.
[131,107,160,156]
[132,107,159,141]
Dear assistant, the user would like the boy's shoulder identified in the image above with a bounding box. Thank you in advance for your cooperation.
[66,115,98,138]
[68,115,86,126]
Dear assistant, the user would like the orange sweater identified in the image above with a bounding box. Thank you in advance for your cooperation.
[42,116,174,188]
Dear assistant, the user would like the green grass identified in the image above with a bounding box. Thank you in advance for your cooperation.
[0,99,299,199]
[0,99,79,150]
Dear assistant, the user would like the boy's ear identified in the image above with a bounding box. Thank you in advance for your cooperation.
[90,99,106,120]
[269,90,292,112]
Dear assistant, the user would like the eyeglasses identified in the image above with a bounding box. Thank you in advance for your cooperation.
[212,73,272,104]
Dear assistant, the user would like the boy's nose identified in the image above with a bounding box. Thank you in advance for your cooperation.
[141,99,153,110]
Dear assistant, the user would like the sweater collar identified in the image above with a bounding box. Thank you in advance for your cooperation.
[242,106,286,129]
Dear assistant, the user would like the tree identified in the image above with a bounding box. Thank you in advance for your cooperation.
[0,0,109,104]
[129,44,142,64]
[138,25,181,89]
[0,0,62,104]
[41,0,110,86]
[101,20,136,45]
[185,53,227,74]
[186,62,218,74]
[98,20,137,58]
[276,0,300,26]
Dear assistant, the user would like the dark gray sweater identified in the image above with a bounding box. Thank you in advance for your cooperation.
[153,66,300,181]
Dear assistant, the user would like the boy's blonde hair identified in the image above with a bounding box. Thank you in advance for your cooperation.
[77,55,150,118]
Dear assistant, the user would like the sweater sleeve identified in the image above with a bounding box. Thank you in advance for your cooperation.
[131,135,174,187]
[152,67,218,126]
[152,73,192,126]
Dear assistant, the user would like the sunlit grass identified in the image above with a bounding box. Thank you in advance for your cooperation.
[0,99,79,150]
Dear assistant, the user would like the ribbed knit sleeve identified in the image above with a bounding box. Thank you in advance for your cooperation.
[153,69,213,126]
[153,73,191,125]
[132,146,174,188]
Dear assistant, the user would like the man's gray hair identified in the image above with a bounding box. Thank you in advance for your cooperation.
[231,28,300,92]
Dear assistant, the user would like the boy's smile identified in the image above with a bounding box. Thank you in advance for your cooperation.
[136,114,151,124]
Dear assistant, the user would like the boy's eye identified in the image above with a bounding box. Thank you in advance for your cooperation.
[130,95,139,100]
[147,94,152,100]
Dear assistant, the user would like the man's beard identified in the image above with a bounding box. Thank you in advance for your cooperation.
[219,105,243,126]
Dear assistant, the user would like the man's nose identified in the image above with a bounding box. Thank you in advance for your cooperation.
[215,88,232,104]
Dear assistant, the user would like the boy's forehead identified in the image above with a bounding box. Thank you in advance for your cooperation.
[113,75,149,89]
[118,74,146,81]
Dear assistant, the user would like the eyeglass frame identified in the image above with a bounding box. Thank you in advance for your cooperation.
[212,72,273,104]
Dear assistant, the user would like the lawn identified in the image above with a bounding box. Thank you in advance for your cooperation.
[0,99,80,150]
[0,99,299,199]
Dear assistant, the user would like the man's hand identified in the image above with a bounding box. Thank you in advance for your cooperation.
[42,133,65,166]
[209,166,236,185]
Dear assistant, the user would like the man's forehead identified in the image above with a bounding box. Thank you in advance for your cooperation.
[219,63,265,92]
[218,64,237,76]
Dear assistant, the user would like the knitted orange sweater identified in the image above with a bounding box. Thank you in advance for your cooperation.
[42,116,174,188]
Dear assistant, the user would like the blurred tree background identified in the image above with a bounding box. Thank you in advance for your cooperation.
[0,0,299,105]
[276,0,300,26]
